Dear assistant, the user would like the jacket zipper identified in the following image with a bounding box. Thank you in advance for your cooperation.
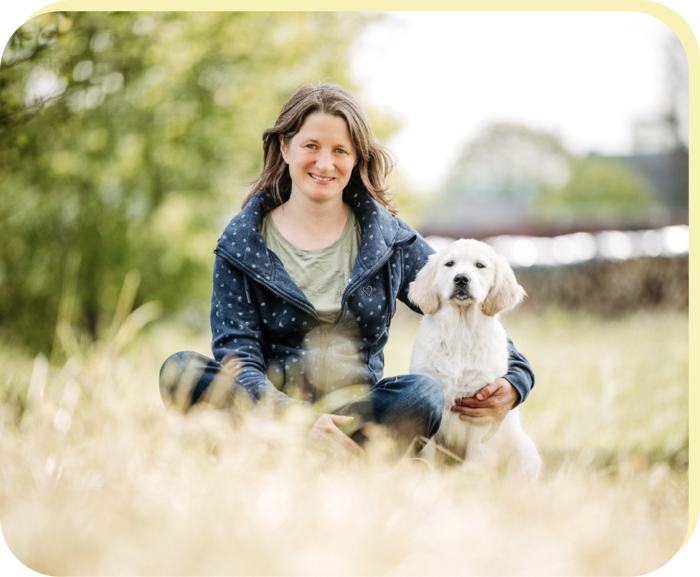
[317,249,396,389]
[331,248,396,329]
[318,328,330,398]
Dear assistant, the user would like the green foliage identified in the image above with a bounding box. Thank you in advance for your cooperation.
[445,123,572,204]
[445,123,660,225]
[385,169,430,229]
[537,155,657,223]
[0,11,377,355]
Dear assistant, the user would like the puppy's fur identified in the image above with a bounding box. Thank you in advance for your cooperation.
[409,239,541,481]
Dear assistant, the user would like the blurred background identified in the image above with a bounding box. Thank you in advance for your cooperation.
[353,12,689,316]
[0,11,688,359]
[1,11,384,356]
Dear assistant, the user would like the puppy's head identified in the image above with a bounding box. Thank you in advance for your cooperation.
[409,239,525,316]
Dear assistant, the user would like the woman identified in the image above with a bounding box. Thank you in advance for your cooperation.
[160,83,534,457]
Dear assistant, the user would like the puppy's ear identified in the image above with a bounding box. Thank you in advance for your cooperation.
[482,255,526,317]
[408,254,440,314]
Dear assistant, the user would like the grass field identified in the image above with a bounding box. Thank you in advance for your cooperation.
[0,305,689,575]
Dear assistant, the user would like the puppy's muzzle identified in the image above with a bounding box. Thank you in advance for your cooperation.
[452,274,472,301]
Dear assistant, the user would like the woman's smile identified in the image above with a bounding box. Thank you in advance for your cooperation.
[309,173,334,182]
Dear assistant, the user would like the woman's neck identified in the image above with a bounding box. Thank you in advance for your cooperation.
[270,193,348,250]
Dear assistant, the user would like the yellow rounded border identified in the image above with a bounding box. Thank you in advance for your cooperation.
[12,0,700,558]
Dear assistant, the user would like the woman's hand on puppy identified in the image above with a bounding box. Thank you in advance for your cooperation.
[307,414,365,457]
[451,377,518,443]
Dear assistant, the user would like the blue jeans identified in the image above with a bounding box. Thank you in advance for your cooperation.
[160,351,444,455]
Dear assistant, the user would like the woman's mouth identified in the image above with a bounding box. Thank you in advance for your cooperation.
[309,173,334,182]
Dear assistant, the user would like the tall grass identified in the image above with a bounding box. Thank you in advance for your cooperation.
[0,306,689,575]
[386,305,689,471]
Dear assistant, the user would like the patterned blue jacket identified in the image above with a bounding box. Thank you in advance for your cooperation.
[211,184,534,408]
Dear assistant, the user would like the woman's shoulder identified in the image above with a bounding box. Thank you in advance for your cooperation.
[377,209,435,260]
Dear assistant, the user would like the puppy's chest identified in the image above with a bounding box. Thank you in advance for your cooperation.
[431,330,508,401]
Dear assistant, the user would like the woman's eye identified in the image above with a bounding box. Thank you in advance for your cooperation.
[445,261,454,267]
[476,262,485,269]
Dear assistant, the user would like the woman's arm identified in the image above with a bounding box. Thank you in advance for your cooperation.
[210,255,326,414]
[210,255,269,399]
[503,335,535,407]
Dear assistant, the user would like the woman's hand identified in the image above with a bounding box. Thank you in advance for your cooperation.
[450,378,518,443]
[307,414,365,457]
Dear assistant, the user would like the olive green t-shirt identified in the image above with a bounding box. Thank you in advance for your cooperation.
[260,208,361,324]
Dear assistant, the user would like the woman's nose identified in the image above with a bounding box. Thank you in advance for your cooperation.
[315,150,333,171]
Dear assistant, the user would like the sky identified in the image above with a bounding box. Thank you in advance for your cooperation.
[349,10,688,191]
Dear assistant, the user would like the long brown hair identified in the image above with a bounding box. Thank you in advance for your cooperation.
[243,82,397,214]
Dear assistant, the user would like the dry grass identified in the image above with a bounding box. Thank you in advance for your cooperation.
[386,305,689,471]
[0,306,689,575]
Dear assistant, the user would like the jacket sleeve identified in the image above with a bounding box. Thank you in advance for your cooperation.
[210,255,307,411]
[503,334,535,407]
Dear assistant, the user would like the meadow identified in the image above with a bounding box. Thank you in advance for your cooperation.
[0,303,689,575]
[1,11,691,575]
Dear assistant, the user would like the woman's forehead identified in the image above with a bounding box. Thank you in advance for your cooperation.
[299,112,351,139]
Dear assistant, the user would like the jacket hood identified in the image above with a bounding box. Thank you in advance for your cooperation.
[214,184,417,313]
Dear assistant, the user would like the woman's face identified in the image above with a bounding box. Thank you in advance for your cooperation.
[280,112,356,206]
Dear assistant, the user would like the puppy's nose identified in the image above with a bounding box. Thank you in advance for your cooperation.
[453,274,470,287]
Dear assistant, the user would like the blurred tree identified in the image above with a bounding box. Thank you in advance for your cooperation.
[439,123,659,233]
[537,155,657,226]
[444,123,572,207]
[0,11,383,356]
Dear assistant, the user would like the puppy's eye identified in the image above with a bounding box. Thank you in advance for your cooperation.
[476,262,485,269]
[444,261,454,267]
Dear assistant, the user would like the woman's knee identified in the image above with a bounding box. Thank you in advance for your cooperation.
[160,351,196,390]
[373,374,444,434]
[406,374,445,419]
[160,352,253,411]
[159,351,211,409]
[371,374,444,453]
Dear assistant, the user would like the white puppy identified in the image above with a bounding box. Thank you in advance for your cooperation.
[409,239,541,481]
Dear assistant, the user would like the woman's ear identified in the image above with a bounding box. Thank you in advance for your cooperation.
[408,254,441,315]
[279,134,288,163]
[482,255,526,317]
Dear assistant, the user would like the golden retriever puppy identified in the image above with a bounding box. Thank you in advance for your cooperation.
[408,239,541,481]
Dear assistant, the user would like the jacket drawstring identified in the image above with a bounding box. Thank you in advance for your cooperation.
[243,274,253,305]
[385,260,393,328]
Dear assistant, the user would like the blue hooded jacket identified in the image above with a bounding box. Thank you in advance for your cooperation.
[211,184,534,407]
